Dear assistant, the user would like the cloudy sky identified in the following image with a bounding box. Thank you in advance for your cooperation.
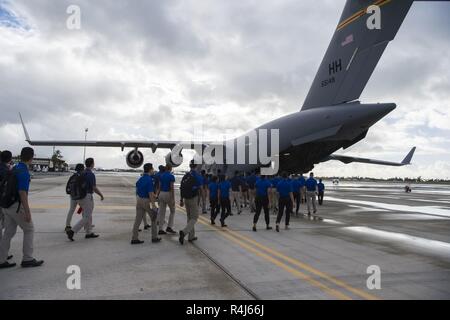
[0,0,449,179]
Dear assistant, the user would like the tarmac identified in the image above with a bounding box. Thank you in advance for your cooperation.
[1,173,449,300]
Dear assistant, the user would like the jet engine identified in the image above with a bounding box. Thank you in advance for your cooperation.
[165,146,184,168]
[126,149,144,168]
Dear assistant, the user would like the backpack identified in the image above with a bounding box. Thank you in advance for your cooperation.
[0,168,20,210]
[68,172,88,201]
[66,174,77,195]
[180,172,198,199]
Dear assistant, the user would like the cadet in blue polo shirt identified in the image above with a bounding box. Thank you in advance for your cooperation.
[67,158,104,242]
[131,163,160,245]
[247,172,257,213]
[208,176,219,225]
[298,174,306,203]
[230,171,242,214]
[270,176,280,214]
[200,170,208,214]
[252,175,273,232]
[318,179,325,205]
[218,175,232,227]
[275,172,294,232]
[291,175,302,216]
[305,172,318,215]
[158,164,177,235]
[0,147,44,269]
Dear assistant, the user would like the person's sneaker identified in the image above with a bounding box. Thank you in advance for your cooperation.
[64,226,72,233]
[276,225,280,232]
[266,226,273,230]
[21,259,44,268]
[0,261,16,269]
[166,227,176,234]
[179,231,185,245]
[229,213,234,216]
[152,238,162,243]
[221,222,228,228]
[144,225,151,230]
[85,233,99,239]
[285,225,290,230]
[7,255,13,260]
[131,240,144,245]
[158,230,167,235]
[252,226,257,232]
[66,229,75,241]
[313,210,317,214]
[188,237,198,242]
[211,220,216,225]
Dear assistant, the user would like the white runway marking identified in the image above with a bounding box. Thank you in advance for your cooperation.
[327,196,450,218]
[343,226,450,258]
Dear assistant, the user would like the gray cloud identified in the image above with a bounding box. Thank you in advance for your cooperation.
[0,0,449,177]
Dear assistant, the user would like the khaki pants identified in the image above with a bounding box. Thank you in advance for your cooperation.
[0,202,35,263]
[300,187,306,203]
[249,189,256,212]
[158,192,175,231]
[73,194,94,234]
[66,198,80,227]
[306,191,317,214]
[231,191,241,213]
[133,197,158,240]
[182,196,199,241]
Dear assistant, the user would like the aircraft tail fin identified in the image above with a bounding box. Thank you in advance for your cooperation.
[401,147,416,165]
[302,0,414,110]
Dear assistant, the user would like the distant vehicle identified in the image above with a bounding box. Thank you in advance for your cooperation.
[405,185,412,193]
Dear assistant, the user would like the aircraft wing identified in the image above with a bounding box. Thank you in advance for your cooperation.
[19,113,207,152]
[302,0,414,109]
[324,147,416,167]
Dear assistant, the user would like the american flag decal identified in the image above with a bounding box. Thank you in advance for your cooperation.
[341,34,354,47]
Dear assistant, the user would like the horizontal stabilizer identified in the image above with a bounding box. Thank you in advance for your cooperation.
[324,147,416,167]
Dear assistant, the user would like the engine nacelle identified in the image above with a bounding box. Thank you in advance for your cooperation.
[165,146,183,168]
[126,150,144,169]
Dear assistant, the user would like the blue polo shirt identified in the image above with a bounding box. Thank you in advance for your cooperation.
[298,176,306,188]
[219,180,231,198]
[230,176,241,192]
[15,162,31,193]
[83,168,96,194]
[305,177,318,192]
[136,174,154,198]
[255,179,272,197]
[202,176,209,186]
[208,182,219,199]
[159,171,175,192]
[291,179,301,193]
[318,182,325,192]
[247,174,257,189]
[271,177,281,188]
[276,179,293,198]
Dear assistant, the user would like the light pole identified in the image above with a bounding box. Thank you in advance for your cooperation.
[83,128,88,163]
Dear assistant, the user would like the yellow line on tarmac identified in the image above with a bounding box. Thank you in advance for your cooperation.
[217,223,380,300]
[176,205,352,300]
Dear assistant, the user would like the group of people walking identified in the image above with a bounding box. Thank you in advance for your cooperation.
[0,147,326,270]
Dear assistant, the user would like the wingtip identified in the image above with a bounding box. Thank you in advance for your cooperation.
[19,112,31,142]
[401,147,416,165]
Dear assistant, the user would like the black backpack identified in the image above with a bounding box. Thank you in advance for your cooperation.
[180,172,198,199]
[0,168,20,210]
[67,172,88,201]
